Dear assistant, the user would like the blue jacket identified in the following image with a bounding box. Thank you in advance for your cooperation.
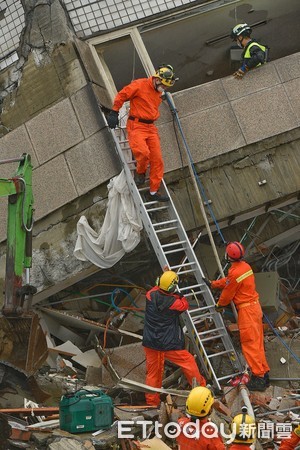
[142,286,188,351]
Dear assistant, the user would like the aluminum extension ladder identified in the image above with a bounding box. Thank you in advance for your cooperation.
[111,125,244,390]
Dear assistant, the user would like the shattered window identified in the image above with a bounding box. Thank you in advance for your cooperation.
[95,35,147,92]
[63,0,199,37]
[0,0,24,71]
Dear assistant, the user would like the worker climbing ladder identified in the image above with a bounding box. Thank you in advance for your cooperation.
[109,119,244,390]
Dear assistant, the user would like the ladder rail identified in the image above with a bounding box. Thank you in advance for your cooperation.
[109,125,244,389]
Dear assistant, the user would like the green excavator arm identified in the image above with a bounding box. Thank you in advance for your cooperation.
[0,153,35,315]
[0,154,48,401]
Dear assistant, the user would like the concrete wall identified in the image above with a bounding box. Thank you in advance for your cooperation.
[1,52,300,238]
[159,52,300,169]
[0,51,300,300]
[157,52,300,230]
[0,84,120,239]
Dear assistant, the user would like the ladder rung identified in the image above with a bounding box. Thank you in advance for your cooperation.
[180,284,202,291]
[191,318,215,328]
[146,206,169,212]
[184,290,205,297]
[164,248,186,255]
[153,220,177,227]
[175,269,195,275]
[201,334,225,343]
[156,227,177,233]
[188,305,215,314]
[207,349,234,358]
[189,312,215,321]
[198,327,224,336]
[118,140,129,144]
[139,187,149,192]
[217,372,241,382]
[170,262,196,270]
[162,241,186,248]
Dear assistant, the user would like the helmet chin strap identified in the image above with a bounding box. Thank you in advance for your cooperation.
[153,78,166,92]
[237,36,244,48]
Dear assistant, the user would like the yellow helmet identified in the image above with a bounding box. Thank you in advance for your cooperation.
[186,387,214,418]
[154,64,176,87]
[157,271,179,292]
[294,424,300,437]
[230,412,256,444]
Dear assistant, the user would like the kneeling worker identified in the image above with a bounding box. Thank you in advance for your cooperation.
[231,23,268,79]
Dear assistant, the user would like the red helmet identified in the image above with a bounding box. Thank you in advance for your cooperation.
[226,242,245,260]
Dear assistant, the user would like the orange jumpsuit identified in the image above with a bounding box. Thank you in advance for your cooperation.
[211,261,269,377]
[176,416,226,449]
[112,77,164,193]
[229,445,252,449]
[279,430,300,449]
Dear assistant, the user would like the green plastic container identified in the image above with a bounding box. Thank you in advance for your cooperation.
[59,389,114,433]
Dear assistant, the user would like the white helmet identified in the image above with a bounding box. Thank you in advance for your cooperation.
[231,23,252,40]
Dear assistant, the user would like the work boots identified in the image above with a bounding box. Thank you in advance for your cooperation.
[247,375,267,392]
[146,191,170,202]
[264,372,270,388]
[134,172,146,186]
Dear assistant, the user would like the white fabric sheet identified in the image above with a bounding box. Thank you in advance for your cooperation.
[74,170,143,268]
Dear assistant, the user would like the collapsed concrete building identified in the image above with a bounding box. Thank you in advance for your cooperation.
[0,0,299,447]
[0,0,299,305]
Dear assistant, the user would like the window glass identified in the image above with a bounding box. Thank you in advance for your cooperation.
[96,35,147,92]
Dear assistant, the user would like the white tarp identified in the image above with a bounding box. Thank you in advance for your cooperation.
[74,170,143,268]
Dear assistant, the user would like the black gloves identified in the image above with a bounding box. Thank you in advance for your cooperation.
[215,303,224,313]
[107,110,119,129]
[202,277,211,288]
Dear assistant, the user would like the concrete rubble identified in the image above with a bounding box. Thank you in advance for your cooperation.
[0,281,298,450]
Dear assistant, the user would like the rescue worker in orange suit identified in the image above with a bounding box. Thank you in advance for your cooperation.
[279,424,300,450]
[142,271,206,406]
[106,65,177,202]
[203,242,270,391]
[228,408,256,449]
[231,23,268,79]
[176,386,226,450]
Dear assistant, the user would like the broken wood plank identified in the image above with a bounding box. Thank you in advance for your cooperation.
[0,407,59,416]
[26,419,60,429]
[134,437,172,449]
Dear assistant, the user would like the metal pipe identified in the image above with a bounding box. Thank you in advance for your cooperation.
[0,156,25,165]
[165,92,239,321]
[25,268,30,285]
[256,406,300,418]
[269,377,300,381]
[239,385,255,417]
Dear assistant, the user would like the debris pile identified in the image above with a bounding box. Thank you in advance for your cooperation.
[0,283,299,449]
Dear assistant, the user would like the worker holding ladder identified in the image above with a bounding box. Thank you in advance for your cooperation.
[205,242,270,391]
[142,270,206,406]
